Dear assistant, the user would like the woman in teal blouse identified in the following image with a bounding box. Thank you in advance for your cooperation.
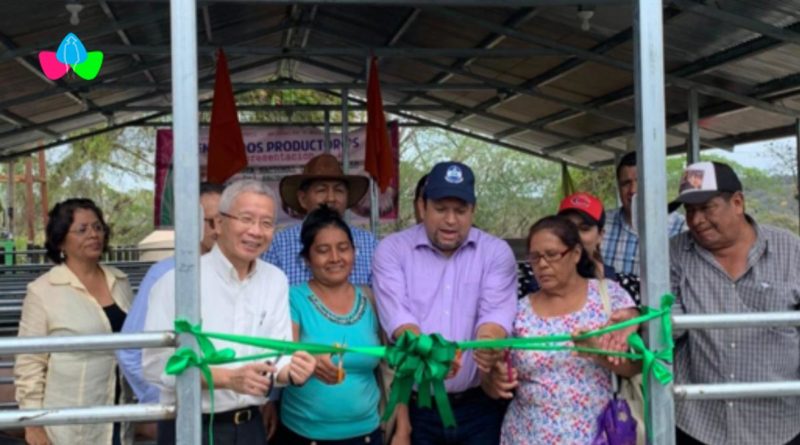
[277,205,383,445]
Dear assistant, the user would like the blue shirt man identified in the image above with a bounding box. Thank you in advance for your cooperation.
[261,153,376,285]
[601,151,685,274]
[116,183,223,403]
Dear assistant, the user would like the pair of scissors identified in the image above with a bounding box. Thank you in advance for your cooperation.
[264,353,283,399]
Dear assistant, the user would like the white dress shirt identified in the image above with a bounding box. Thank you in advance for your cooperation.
[143,245,292,413]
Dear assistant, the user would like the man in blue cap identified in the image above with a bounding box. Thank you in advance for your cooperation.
[373,161,517,445]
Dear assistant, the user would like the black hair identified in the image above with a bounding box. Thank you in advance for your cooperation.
[299,204,354,261]
[616,151,637,181]
[45,198,110,264]
[414,174,429,203]
[200,182,225,196]
[526,215,595,279]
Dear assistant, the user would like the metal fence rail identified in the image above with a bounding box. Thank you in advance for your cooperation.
[674,381,800,401]
[0,404,175,428]
[0,332,176,355]
[673,312,800,329]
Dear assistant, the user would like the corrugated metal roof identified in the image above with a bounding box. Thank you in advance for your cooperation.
[0,0,798,167]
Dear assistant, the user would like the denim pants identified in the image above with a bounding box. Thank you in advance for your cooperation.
[409,387,506,445]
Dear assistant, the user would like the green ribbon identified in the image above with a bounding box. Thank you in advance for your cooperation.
[384,331,458,426]
[627,293,675,443]
[165,294,676,438]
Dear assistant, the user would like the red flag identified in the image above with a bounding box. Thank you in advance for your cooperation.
[206,49,247,184]
[365,56,394,192]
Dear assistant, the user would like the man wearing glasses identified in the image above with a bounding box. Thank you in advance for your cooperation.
[372,161,517,445]
[262,153,377,286]
[143,180,316,445]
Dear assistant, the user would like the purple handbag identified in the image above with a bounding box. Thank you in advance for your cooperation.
[592,398,638,445]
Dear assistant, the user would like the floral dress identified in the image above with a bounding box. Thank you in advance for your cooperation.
[501,279,635,445]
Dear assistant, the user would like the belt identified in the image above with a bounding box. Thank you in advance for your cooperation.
[411,386,484,408]
[201,406,259,425]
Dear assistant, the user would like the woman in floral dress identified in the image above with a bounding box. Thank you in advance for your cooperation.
[489,216,640,445]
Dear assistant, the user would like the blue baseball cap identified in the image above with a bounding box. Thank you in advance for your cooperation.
[423,161,476,204]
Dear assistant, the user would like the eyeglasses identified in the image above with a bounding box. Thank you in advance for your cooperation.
[69,222,105,237]
[528,247,573,265]
[220,212,274,231]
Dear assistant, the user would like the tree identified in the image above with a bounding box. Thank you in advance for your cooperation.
[3,126,156,248]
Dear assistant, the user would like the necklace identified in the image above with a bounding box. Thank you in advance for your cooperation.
[307,281,366,325]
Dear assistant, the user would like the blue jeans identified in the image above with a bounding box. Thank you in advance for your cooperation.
[409,388,506,445]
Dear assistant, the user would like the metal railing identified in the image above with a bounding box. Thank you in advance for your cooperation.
[0,332,177,427]
[672,313,800,400]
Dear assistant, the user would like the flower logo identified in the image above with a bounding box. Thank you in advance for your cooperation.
[38,33,103,80]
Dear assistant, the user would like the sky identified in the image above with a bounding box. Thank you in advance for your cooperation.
[704,136,796,173]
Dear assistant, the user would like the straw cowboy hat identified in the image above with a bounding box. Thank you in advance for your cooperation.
[279,153,370,215]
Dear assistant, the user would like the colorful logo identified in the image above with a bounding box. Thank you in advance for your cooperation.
[38,33,103,81]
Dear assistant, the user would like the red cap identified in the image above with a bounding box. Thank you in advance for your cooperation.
[558,192,604,225]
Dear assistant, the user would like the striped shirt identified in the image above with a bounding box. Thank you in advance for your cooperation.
[602,207,685,275]
[262,222,377,286]
[670,218,800,445]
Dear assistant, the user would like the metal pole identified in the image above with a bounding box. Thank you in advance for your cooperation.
[341,88,350,223]
[170,0,202,444]
[795,118,799,235]
[674,312,800,330]
[6,160,13,237]
[687,89,700,164]
[0,332,175,355]
[324,109,331,153]
[0,404,176,428]
[369,179,379,235]
[674,381,800,401]
[633,1,675,444]
[341,89,350,170]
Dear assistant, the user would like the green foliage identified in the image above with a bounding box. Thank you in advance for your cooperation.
[3,126,156,246]
[392,128,560,238]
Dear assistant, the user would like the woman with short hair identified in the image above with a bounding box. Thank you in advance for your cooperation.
[15,198,133,445]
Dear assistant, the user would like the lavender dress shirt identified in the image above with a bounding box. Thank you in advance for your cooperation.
[372,224,517,392]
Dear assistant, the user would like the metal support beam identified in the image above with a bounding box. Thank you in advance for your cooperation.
[338,90,591,168]
[687,89,700,163]
[0,404,175,429]
[106,0,629,4]
[0,57,285,155]
[109,104,451,113]
[633,2,675,444]
[98,0,160,86]
[444,7,683,126]
[671,0,800,46]
[93,44,569,58]
[429,7,800,119]
[503,20,800,145]
[796,119,800,235]
[294,51,626,156]
[341,89,350,171]
[170,1,201,445]
[674,382,800,401]
[395,7,539,106]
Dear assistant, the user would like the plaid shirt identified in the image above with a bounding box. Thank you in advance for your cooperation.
[602,207,685,275]
[262,222,377,286]
[670,219,800,445]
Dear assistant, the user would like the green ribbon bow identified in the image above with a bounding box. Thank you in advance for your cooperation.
[626,294,675,443]
[165,320,238,445]
[383,331,458,427]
